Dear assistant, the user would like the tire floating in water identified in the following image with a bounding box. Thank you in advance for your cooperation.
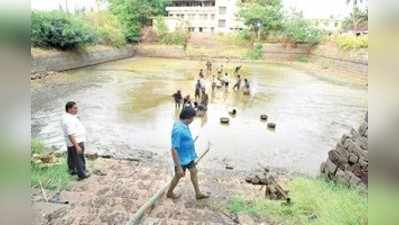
[260,114,268,121]
[220,117,230,124]
[267,122,276,129]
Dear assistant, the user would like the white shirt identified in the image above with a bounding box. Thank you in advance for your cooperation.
[61,113,86,147]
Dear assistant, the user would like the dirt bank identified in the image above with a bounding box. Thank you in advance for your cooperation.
[32,155,280,225]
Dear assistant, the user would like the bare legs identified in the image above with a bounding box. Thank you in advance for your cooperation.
[166,165,209,200]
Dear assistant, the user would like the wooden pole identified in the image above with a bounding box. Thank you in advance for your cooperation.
[126,146,211,225]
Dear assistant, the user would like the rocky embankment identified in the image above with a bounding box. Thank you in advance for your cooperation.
[320,113,368,189]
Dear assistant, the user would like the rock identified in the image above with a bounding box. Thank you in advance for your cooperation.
[320,162,326,173]
[101,154,112,159]
[348,154,359,164]
[328,150,347,169]
[85,152,98,160]
[349,173,362,187]
[325,159,337,176]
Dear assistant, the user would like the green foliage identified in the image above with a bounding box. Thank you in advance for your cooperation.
[239,0,284,37]
[154,16,169,36]
[336,35,368,50]
[154,16,189,46]
[86,12,127,47]
[31,139,45,155]
[31,159,72,190]
[227,177,368,225]
[31,11,97,50]
[342,7,368,32]
[109,0,168,42]
[283,13,322,44]
[297,55,309,63]
[247,43,264,60]
[159,32,189,45]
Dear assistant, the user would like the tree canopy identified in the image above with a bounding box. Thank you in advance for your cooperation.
[239,0,284,35]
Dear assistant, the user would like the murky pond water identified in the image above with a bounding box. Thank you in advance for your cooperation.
[31,57,367,175]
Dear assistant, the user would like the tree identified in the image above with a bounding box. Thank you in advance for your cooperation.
[239,0,284,39]
[346,0,367,31]
[108,0,168,42]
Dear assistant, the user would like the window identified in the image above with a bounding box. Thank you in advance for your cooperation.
[219,6,227,15]
[199,27,203,32]
[211,27,215,33]
[218,19,226,28]
[211,14,215,20]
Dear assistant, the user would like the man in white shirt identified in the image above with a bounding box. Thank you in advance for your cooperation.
[61,101,90,180]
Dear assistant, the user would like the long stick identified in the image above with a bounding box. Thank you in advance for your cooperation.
[126,146,211,225]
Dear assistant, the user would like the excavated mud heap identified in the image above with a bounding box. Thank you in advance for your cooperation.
[320,114,368,189]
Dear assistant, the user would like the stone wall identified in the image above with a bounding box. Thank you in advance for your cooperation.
[262,43,311,61]
[31,45,137,73]
[310,45,368,76]
[320,113,368,189]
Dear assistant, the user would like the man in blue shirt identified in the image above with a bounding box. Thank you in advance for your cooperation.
[166,107,209,200]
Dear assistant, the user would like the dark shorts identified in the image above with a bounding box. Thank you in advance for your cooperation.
[175,160,196,172]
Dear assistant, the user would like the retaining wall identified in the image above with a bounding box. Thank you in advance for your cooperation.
[31,45,137,73]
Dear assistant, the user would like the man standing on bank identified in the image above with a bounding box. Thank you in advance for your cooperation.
[166,107,210,200]
[61,101,90,180]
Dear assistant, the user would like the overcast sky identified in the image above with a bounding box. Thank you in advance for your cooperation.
[32,0,367,19]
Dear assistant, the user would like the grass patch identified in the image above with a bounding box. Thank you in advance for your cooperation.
[31,139,72,191]
[31,159,73,191]
[227,177,367,225]
[297,55,309,63]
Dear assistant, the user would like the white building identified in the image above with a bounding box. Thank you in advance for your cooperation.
[165,0,244,33]
[31,0,104,14]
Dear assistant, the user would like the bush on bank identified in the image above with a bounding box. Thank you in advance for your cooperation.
[335,35,368,50]
[31,11,97,50]
[283,15,322,45]
[154,16,189,46]
[86,12,127,48]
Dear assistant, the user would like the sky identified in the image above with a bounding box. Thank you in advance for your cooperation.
[31,0,366,19]
[282,0,364,19]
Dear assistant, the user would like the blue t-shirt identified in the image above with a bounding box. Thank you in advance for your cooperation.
[171,121,197,166]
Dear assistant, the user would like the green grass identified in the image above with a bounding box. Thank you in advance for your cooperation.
[31,139,72,190]
[32,138,45,155]
[31,159,73,191]
[227,177,368,225]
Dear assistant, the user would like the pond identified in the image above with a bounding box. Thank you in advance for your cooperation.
[31,57,367,176]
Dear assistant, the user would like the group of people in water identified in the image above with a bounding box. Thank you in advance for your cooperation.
[172,60,251,116]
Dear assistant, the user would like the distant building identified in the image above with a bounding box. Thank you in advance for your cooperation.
[165,0,245,33]
[31,0,105,14]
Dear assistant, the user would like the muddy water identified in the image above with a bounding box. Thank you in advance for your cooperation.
[31,57,367,176]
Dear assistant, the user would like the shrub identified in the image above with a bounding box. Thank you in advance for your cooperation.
[154,16,189,46]
[247,43,264,60]
[336,35,368,50]
[160,32,189,45]
[86,12,127,47]
[31,11,97,50]
[283,16,322,45]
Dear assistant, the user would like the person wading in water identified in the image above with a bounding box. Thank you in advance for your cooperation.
[166,107,210,200]
[172,90,183,109]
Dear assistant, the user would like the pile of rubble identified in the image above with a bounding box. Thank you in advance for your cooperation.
[31,71,58,80]
[245,168,290,202]
[320,114,368,189]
